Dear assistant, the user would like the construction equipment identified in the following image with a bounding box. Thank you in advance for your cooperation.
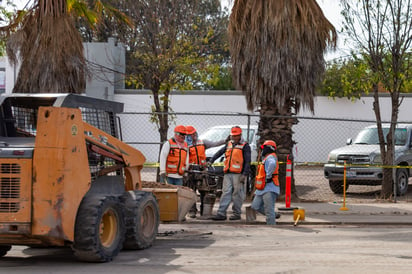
[184,164,222,217]
[0,94,175,262]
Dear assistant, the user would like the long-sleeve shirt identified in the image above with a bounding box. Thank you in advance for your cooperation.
[202,138,226,149]
[159,140,189,179]
[255,154,280,195]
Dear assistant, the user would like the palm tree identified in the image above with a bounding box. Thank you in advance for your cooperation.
[5,0,86,93]
[1,0,130,93]
[228,0,337,198]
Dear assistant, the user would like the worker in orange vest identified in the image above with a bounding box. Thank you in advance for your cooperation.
[210,126,251,221]
[159,125,189,186]
[185,125,228,218]
[251,140,280,225]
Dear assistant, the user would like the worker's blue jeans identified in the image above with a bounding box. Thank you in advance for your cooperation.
[216,173,245,217]
[251,191,278,225]
[166,177,183,186]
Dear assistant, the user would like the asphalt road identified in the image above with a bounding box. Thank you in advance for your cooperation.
[2,223,412,273]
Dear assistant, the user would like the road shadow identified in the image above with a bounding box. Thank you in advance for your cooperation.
[0,229,216,273]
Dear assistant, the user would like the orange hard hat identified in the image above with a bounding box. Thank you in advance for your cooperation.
[174,125,187,134]
[230,126,242,136]
[186,125,196,135]
[261,140,277,150]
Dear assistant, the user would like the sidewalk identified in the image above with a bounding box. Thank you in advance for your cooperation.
[183,201,412,225]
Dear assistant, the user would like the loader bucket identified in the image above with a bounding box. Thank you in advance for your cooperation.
[142,187,196,222]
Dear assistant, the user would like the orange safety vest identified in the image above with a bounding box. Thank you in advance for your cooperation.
[223,141,246,174]
[188,139,206,165]
[166,138,188,175]
[255,153,279,190]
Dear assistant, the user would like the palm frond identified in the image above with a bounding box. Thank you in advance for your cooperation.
[228,0,337,112]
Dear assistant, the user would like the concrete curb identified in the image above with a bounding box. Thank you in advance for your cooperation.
[168,201,412,226]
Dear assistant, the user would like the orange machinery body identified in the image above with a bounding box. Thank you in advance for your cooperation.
[0,106,145,246]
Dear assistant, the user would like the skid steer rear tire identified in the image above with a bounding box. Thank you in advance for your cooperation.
[73,195,125,262]
[121,190,160,250]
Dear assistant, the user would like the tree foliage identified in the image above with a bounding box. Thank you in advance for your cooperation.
[318,57,372,99]
[0,0,17,56]
[71,0,132,42]
[340,0,412,198]
[113,0,230,145]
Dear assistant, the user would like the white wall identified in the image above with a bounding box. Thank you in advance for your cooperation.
[113,90,412,163]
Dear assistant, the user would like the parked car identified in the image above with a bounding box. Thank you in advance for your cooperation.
[324,124,412,195]
[199,125,259,195]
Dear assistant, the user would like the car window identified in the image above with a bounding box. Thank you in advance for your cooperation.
[246,129,255,143]
[200,127,256,143]
[200,128,231,142]
[354,127,407,145]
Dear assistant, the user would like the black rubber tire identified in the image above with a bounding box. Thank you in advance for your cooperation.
[395,168,409,196]
[72,195,125,262]
[121,191,159,250]
[0,245,11,257]
[329,180,349,194]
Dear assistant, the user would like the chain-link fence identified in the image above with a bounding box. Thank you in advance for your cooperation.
[118,112,412,203]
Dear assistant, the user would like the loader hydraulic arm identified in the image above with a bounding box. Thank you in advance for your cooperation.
[83,121,146,190]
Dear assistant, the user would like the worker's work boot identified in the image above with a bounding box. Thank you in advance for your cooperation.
[211,214,227,221]
[229,215,241,221]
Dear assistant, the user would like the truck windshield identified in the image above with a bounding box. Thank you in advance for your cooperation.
[353,127,407,145]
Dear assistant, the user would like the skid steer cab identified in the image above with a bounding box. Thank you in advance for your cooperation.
[0,94,160,262]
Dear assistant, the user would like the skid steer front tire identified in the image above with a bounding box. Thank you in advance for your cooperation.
[73,195,125,262]
[121,190,159,250]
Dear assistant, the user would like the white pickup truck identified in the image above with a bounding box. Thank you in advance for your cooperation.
[324,124,412,195]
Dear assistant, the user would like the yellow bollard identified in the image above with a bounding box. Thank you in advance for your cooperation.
[340,161,349,211]
[293,208,305,226]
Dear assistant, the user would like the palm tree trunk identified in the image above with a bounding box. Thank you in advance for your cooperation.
[258,99,298,200]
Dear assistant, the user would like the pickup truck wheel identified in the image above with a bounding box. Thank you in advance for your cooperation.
[0,245,11,257]
[121,191,159,250]
[73,195,125,262]
[395,169,409,196]
[329,180,348,194]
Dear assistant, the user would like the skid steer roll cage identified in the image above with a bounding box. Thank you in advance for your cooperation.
[0,94,144,189]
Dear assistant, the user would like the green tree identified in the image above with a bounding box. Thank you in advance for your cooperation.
[118,0,230,152]
[0,0,17,56]
[318,57,372,99]
[340,0,412,198]
[70,0,132,42]
[228,0,337,197]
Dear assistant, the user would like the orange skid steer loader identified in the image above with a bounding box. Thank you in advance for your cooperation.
[0,94,161,262]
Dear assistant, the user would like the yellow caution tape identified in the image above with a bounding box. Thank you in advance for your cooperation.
[143,161,410,169]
